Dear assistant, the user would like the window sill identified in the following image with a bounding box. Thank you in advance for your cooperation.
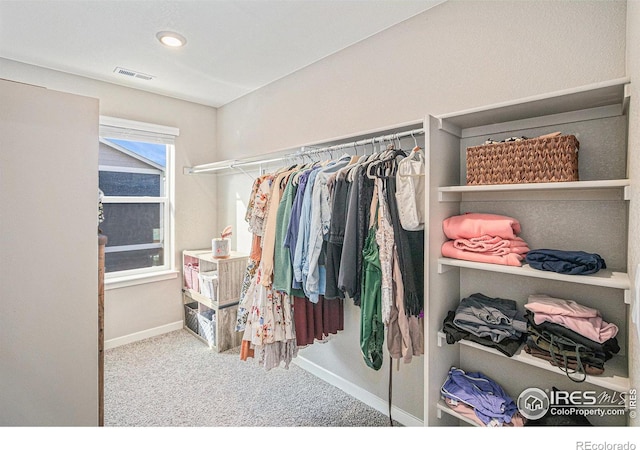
[105,269,179,290]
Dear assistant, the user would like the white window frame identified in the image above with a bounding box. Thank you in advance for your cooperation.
[99,116,179,289]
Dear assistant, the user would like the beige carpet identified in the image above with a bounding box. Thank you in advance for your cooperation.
[104,329,398,427]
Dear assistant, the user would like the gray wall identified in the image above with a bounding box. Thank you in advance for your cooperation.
[626,0,640,428]
[0,58,219,344]
[214,0,630,423]
[0,80,99,425]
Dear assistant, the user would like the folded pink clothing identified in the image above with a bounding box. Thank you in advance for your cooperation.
[453,235,530,255]
[443,398,485,426]
[443,213,522,240]
[443,398,525,427]
[525,294,619,343]
[442,240,524,267]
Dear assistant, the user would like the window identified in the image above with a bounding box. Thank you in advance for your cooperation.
[99,116,178,285]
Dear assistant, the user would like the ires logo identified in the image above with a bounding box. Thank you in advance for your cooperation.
[518,387,634,420]
[551,390,598,406]
[550,389,628,407]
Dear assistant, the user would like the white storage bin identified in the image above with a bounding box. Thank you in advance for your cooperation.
[197,305,216,347]
[198,270,218,301]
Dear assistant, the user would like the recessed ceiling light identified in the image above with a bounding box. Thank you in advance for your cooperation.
[156,31,187,48]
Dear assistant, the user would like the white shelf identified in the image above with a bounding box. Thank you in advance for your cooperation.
[426,78,632,427]
[437,332,630,392]
[183,249,248,263]
[437,77,629,138]
[438,179,630,202]
[437,258,631,291]
[182,287,235,310]
[436,400,481,426]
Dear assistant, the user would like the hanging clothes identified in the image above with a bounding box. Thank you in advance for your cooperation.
[395,147,426,231]
[360,185,383,370]
[294,295,344,347]
[324,169,351,300]
[242,267,297,370]
[245,174,273,237]
[374,177,394,325]
[260,168,297,287]
[372,151,424,363]
[388,246,424,362]
[237,166,299,370]
[385,173,424,317]
[281,165,344,347]
[293,166,322,293]
[338,163,375,305]
[236,175,273,334]
[272,169,300,294]
[283,167,312,291]
[235,133,426,371]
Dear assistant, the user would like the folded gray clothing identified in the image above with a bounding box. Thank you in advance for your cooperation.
[453,293,527,343]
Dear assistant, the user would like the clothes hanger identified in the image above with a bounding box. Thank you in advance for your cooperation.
[335,145,362,180]
[348,142,361,165]
[367,149,395,179]
[318,151,352,176]
[412,131,418,149]
[347,138,379,182]
[407,131,424,160]
[371,144,409,179]
[365,142,394,179]
[337,153,363,180]
[292,154,312,185]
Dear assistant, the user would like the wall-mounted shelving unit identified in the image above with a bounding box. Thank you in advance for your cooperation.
[424,77,632,427]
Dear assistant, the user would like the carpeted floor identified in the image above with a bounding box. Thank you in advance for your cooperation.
[104,329,398,427]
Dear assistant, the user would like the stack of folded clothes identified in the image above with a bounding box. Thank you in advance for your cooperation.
[441,213,530,267]
[523,294,620,381]
[440,367,525,427]
[525,249,606,275]
[442,293,527,357]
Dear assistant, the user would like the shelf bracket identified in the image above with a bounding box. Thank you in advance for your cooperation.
[438,262,454,274]
[623,83,631,115]
[437,117,462,138]
[624,289,631,305]
[624,185,631,201]
[438,191,462,202]
[437,331,446,347]
[231,164,256,180]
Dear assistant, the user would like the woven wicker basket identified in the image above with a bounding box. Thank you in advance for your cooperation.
[466,135,579,185]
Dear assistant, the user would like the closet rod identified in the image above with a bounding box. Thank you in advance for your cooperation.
[185,127,424,175]
[296,127,424,157]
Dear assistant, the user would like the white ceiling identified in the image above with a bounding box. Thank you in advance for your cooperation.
[0,0,444,107]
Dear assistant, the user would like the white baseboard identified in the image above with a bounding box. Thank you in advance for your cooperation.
[104,321,183,350]
[293,355,424,427]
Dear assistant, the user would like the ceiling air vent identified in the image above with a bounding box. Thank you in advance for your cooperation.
[113,67,155,81]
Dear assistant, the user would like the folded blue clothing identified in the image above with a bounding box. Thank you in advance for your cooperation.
[440,367,518,426]
[525,249,606,275]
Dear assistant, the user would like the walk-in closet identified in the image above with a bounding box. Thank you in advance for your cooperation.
[1,1,639,444]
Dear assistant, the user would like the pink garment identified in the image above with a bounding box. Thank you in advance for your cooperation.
[453,235,530,255]
[443,398,525,427]
[443,213,522,240]
[442,240,524,267]
[525,294,619,343]
[444,397,485,426]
